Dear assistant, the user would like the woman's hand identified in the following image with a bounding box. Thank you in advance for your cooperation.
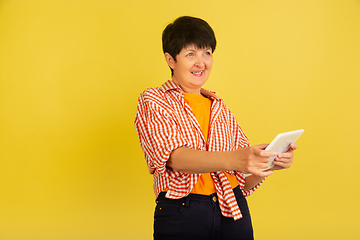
[270,143,298,170]
[232,144,278,178]
[243,143,298,190]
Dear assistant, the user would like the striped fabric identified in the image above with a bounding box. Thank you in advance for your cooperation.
[134,80,264,220]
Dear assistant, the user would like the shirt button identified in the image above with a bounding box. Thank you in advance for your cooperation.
[212,196,217,202]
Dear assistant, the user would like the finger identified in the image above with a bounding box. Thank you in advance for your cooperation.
[274,156,293,164]
[277,152,293,159]
[249,168,273,178]
[274,156,293,165]
[257,161,271,169]
[258,149,278,157]
[254,144,269,150]
[279,144,297,156]
[273,160,291,169]
[252,146,277,157]
[289,143,298,151]
[273,159,289,165]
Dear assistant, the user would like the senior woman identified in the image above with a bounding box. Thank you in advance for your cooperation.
[134,16,297,240]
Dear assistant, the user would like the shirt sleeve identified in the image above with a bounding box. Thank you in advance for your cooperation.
[134,89,189,175]
[223,104,266,197]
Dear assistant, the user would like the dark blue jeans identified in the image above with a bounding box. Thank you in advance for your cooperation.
[154,186,254,240]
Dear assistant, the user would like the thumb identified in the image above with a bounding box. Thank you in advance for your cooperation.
[257,148,278,157]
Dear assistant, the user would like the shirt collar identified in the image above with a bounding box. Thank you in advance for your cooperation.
[160,80,220,100]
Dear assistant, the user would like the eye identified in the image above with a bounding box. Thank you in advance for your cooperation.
[204,51,212,56]
[186,52,194,57]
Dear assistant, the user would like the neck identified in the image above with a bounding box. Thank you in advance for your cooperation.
[172,79,202,95]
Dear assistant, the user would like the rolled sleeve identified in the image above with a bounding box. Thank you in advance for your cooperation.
[135,90,188,175]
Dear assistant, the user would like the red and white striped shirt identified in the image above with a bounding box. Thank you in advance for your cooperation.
[134,80,264,220]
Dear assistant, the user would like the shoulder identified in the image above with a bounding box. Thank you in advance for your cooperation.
[139,80,182,103]
[137,86,177,115]
[214,97,233,115]
[139,87,163,99]
[137,87,167,105]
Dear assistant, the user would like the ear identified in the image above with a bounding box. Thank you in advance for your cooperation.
[164,53,176,70]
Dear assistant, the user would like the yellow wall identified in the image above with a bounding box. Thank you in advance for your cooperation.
[0,0,359,239]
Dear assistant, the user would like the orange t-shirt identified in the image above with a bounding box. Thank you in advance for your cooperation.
[184,92,238,195]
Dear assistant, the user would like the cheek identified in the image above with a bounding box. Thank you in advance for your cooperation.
[205,58,213,69]
[175,64,188,75]
[180,61,193,72]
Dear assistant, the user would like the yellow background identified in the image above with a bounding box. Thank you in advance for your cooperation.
[0,0,359,239]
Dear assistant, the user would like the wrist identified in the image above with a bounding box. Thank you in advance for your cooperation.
[224,150,239,172]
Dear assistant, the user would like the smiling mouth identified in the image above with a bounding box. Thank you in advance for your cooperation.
[192,71,204,76]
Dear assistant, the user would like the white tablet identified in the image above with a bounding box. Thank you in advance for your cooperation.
[263,129,304,170]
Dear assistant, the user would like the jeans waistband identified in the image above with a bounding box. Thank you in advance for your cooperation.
[156,185,243,205]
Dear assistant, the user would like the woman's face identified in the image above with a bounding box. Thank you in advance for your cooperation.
[166,45,213,94]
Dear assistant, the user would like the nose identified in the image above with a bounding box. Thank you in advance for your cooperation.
[195,56,205,68]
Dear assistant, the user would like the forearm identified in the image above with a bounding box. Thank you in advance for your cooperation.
[167,145,276,178]
[167,147,234,174]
